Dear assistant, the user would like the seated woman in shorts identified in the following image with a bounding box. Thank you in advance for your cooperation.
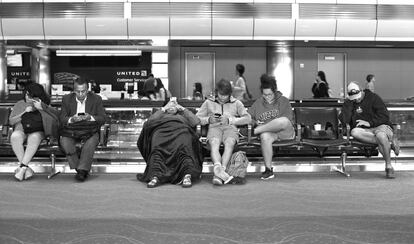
[248,74,295,180]
[9,82,59,181]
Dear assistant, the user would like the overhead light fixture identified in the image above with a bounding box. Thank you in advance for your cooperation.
[56,50,142,56]
[124,2,131,19]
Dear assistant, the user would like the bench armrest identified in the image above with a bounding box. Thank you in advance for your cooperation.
[296,124,302,141]
[247,124,252,144]
[99,123,110,147]
[7,127,13,142]
[196,124,202,137]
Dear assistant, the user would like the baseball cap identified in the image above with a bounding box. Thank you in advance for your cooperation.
[347,82,362,101]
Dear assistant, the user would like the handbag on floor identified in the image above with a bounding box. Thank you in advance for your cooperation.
[226,151,249,178]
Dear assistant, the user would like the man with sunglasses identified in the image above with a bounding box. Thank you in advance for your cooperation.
[340,82,399,179]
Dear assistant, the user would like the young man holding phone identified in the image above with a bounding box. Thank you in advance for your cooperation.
[59,78,106,182]
[196,79,251,185]
[339,81,399,179]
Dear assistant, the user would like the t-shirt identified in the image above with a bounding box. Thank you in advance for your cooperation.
[248,91,293,124]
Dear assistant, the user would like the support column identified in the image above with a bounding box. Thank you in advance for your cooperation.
[31,48,51,94]
[267,44,294,99]
[0,42,7,100]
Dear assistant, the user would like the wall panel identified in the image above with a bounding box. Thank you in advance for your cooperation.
[169,46,266,98]
[293,47,414,100]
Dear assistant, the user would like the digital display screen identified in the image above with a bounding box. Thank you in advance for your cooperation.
[7,54,23,67]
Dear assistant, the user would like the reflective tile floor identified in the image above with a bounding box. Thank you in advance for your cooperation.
[1,172,414,244]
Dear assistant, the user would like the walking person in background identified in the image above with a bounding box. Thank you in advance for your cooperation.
[366,74,375,92]
[193,82,204,100]
[143,73,156,100]
[232,64,252,101]
[9,82,59,181]
[312,71,330,98]
[154,78,171,102]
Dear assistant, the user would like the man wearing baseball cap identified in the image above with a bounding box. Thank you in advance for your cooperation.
[339,81,399,179]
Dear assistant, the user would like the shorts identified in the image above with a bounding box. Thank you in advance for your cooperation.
[261,122,295,141]
[360,124,394,142]
[207,125,239,143]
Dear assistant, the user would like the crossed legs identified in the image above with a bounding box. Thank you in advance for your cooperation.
[255,117,295,170]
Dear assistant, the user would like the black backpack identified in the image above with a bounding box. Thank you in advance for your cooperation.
[21,110,44,134]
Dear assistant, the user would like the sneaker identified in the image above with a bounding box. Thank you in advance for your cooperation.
[391,135,400,156]
[147,176,160,188]
[228,176,246,185]
[182,174,192,188]
[385,166,395,179]
[213,165,231,182]
[14,166,27,181]
[24,166,34,180]
[261,167,275,180]
[212,176,223,185]
[75,169,89,182]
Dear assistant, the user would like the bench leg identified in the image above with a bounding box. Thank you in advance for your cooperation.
[48,152,61,179]
[334,152,350,177]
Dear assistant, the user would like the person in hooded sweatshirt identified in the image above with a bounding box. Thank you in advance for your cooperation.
[248,74,295,180]
[196,79,251,185]
[339,81,399,179]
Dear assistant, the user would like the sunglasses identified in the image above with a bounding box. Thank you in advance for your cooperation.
[347,89,361,96]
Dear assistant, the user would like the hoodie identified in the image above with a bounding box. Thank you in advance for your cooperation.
[248,91,293,124]
[339,89,392,129]
[196,95,251,127]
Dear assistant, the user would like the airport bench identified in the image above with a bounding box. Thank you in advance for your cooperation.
[197,107,399,177]
[0,107,110,178]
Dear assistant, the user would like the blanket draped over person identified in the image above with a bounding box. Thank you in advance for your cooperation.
[137,112,203,184]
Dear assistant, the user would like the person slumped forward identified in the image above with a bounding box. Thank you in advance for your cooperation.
[339,81,400,179]
[137,100,203,188]
[59,78,106,182]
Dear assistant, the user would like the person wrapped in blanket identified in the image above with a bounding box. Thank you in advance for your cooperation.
[137,100,203,188]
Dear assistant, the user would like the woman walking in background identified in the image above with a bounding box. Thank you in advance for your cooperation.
[366,74,375,92]
[232,64,252,101]
[312,71,330,98]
